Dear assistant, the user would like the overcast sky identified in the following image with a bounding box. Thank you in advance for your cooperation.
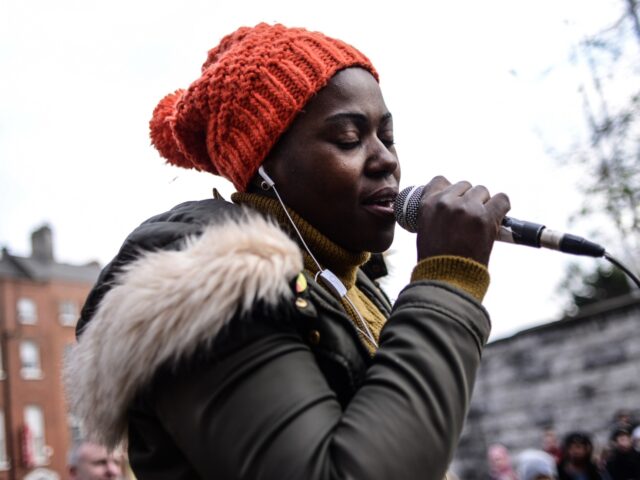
[0,0,628,339]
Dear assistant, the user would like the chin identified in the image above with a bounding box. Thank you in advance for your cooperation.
[334,219,396,253]
[360,229,395,254]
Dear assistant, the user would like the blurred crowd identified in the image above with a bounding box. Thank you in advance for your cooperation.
[482,409,640,480]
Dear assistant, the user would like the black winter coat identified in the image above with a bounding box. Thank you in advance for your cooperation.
[65,199,492,480]
[606,449,640,480]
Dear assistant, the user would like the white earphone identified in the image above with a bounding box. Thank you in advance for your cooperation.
[258,166,275,190]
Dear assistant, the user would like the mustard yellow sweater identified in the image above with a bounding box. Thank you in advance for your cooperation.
[232,193,489,352]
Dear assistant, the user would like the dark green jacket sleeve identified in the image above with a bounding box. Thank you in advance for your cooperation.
[147,281,490,479]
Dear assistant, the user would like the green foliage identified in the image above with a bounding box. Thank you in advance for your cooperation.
[562,263,631,316]
[572,86,640,245]
[560,0,639,314]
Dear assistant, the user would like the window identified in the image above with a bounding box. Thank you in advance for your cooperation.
[0,411,8,470]
[17,298,37,324]
[20,341,42,380]
[58,300,78,326]
[24,405,47,466]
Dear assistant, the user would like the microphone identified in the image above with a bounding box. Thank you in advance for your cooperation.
[394,185,605,258]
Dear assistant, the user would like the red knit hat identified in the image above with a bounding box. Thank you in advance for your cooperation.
[149,23,378,191]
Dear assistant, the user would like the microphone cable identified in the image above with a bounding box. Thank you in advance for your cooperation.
[604,252,640,289]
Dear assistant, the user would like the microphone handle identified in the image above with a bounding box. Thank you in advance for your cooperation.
[395,184,605,257]
[499,217,605,257]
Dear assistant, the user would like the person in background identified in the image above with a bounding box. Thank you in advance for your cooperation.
[632,426,640,452]
[518,449,559,480]
[68,441,123,480]
[543,428,563,465]
[487,444,519,480]
[558,432,604,480]
[611,410,638,434]
[605,429,640,480]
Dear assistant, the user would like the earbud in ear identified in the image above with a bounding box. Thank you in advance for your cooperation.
[258,166,275,190]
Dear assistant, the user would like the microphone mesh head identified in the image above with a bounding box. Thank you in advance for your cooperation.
[394,185,424,233]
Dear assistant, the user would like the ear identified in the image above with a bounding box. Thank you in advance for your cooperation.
[246,164,279,195]
[257,166,275,189]
[260,133,293,184]
[246,171,268,194]
[245,174,261,193]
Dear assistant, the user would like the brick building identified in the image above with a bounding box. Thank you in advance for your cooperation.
[452,291,640,479]
[0,226,100,480]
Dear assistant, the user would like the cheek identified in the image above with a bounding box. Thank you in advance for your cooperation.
[308,161,358,195]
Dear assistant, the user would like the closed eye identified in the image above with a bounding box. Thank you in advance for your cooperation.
[336,140,361,150]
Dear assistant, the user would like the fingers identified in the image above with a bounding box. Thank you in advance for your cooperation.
[440,181,507,220]
[464,185,491,204]
[415,176,510,265]
[421,175,452,196]
[484,192,511,220]
[426,180,490,203]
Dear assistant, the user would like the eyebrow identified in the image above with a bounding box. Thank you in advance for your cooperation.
[324,111,393,125]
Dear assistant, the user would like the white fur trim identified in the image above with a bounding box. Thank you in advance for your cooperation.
[64,214,303,447]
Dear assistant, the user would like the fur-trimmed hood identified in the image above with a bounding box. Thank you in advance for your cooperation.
[64,211,303,448]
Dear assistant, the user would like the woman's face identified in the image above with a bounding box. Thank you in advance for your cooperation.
[263,68,400,253]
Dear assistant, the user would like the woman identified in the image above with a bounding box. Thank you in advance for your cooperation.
[65,23,509,479]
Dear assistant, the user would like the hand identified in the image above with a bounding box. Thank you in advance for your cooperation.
[415,176,510,266]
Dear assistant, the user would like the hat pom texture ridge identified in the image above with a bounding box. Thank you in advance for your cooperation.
[149,90,194,171]
[149,23,378,191]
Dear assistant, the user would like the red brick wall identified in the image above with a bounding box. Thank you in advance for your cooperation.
[0,277,93,479]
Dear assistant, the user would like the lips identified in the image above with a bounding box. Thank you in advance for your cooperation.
[362,186,398,217]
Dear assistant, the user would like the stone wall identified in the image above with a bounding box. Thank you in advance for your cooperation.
[452,293,640,479]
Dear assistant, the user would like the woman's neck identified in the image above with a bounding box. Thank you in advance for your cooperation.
[231,192,370,288]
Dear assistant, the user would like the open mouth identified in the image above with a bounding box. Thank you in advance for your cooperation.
[364,197,395,208]
[362,189,398,216]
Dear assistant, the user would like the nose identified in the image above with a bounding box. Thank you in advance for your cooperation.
[365,138,399,178]
[106,460,121,477]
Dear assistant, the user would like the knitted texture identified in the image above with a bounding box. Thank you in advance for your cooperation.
[150,23,378,191]
[232,192,370,287]
[345,287,387,352]
[411,255,490,302]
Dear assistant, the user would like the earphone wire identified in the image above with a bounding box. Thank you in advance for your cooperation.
[269,185,324,273]
[264,180,379,349]
[342,294,379,349]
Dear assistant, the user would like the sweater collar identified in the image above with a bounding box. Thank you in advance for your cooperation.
[231,192,370,289]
